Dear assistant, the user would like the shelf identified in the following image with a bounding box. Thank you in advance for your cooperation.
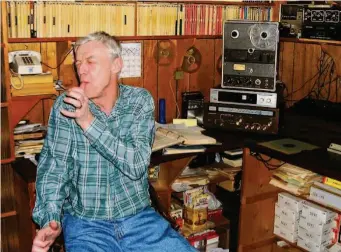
[8,35,222,43]
[274,235,306,252]
[280,37,341,46]
[139,0,274,5]
[11,94,56,128]
[1,102,9,108]
[1,157,15,164]
[0,211,17,219]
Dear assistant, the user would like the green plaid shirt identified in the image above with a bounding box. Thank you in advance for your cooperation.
[33,84,155,228]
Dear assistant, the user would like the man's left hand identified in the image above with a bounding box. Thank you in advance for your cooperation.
[61,87,94,130]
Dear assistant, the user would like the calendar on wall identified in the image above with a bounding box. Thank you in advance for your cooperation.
[120,42,142,78]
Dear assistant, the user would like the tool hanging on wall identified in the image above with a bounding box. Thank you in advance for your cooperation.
[181,47,202,73]
[154,40,176,66]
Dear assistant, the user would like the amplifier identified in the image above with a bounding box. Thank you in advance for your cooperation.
[222,20,279,92]
[210,88,277,108]
[204,103,279,134]
[302,6,341,40]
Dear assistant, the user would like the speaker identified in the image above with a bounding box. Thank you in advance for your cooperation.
[181,91,204,125]
[222,20,279,91]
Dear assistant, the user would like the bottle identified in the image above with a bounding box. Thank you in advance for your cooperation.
[159,98,166,124]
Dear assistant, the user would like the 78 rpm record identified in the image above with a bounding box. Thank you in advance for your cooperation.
[154,40,175,66]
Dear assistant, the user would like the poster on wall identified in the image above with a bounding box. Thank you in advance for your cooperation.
[120,42,142,78]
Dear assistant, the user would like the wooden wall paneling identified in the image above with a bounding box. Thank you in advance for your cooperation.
[1,108,11,160]
[174,38,195,118]
[142,40,158,116]
[14,170,33,251]
[214,39,223,88]
[1,215,20,252]
[1,164,16,213]
[157,39,179,123]
[43,98,56,125]
[7,42,41,53]
[278,42,294,106]
[189,39,215,102]
[290,43,306,104]
[22,101,45,125]
[41,42,58,80]
[56,41,78,88]
[321,44,341,103]
[302,44,321,101]
[278,42,284,83]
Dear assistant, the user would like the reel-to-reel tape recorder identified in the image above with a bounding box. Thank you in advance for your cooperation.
[222,21,279,92]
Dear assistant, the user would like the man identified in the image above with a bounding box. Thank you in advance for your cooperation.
[32,31,197,252]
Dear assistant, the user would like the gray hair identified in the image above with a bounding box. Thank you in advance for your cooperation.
[74,31,122,59]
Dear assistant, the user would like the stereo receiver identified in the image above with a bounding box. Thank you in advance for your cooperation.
[204,103,279,134]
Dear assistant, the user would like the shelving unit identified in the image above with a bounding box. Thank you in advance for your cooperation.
[238,147,341,252]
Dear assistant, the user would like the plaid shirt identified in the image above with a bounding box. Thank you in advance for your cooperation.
[33,84,155,228]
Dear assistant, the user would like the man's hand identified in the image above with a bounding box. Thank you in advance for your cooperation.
[32,221,62,252]
[60,87,94,130]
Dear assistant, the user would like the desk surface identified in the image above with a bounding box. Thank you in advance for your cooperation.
[13,111,341,183]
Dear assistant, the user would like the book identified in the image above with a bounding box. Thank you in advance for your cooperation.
[322,177,341,190]
[152,124,217,152]
[163,145,206,155]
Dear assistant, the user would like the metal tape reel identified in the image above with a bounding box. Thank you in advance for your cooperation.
[181,47,202,73]
[153,40,176,66]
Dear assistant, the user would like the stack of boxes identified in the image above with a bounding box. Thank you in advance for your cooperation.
[274,192,340,251]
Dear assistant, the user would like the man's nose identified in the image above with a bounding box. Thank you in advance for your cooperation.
[78,61,88,75]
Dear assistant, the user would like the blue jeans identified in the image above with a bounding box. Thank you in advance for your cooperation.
[62,207,198,252]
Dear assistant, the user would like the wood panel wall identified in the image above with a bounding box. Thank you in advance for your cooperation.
[8,40,340,127]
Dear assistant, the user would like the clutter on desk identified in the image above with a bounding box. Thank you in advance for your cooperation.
[152,121,217,153]
[269,163,322,196]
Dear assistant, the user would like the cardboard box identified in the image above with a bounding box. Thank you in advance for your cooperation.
[184,206,208,231]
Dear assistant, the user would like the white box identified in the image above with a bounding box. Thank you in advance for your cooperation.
[278,192,304,212]
[302,200,338,224]
[298,226,337,245]
[297,235,333,252]
[274,224,298,243]
[275,214,299,232]
[299,215,337,235]
[275,202,300,223]
[310,186,341,212]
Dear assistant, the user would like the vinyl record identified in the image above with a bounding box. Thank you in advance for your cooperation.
[154,40,175,66]
[181,47,202,73]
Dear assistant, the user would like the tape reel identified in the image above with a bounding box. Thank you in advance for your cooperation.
[154,40,175,66]
[181,47,202,73]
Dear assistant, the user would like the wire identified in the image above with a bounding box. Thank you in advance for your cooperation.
[40,47,73,70]
[169,79,181,118]
[9,69,24,90]
[251,152,286,171]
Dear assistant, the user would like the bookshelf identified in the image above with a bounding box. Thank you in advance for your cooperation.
[238,146,341,252]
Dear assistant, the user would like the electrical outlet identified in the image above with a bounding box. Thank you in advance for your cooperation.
[174,70,184,80]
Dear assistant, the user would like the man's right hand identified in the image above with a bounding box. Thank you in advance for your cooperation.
[32,221,62,252]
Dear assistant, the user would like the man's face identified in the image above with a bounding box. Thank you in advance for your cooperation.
[75,41,115,99]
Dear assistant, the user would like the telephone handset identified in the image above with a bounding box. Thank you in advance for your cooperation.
[8,50,42,75]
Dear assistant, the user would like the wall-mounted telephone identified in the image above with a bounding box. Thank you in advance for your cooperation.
[8,50,42,75]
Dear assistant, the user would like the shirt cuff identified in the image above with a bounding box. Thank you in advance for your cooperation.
[41,212,61,229]
[83,117,107,144]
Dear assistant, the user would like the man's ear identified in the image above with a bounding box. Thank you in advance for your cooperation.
[111,57,123,74]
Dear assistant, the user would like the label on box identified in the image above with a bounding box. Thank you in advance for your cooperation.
[274,224,298,243]
[302,200,338,224]
[275,214,299,233]
[275,202,300,223]
[278,192,304,212]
